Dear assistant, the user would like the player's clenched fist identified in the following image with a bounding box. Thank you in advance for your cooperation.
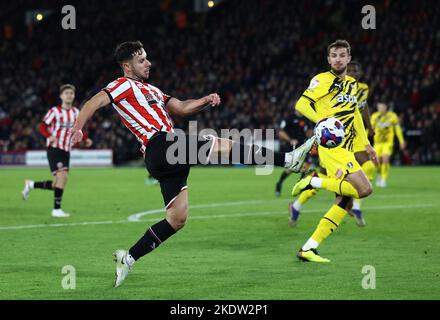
[205,93,221,107]
[70,128,84,145]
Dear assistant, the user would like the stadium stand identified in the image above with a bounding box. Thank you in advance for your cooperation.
[1,0,439,164]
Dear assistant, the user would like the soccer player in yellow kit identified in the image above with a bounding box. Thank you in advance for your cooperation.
[371,102,406,187]
[288,61,375,227]
[291,40,378,262]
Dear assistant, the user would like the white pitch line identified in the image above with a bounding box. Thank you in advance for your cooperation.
[0,203,434,231]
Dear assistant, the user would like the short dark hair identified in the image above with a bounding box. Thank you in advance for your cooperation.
[59,83,76,94]
[114,41,144,65]
[327,39,351,55]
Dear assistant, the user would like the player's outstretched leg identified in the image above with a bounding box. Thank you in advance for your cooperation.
[292,170,372,199]
[297,196,352,263]
[216,136,316,173]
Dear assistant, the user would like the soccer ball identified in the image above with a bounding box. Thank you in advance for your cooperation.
[314,117,345,148]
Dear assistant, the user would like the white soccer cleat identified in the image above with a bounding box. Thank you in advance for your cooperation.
[286,136,317,173]
[113,249,132,287]
[22,180,33,200]
[51,209,70,218]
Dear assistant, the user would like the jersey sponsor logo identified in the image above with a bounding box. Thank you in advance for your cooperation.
[308,78,320,91]
[336,93,357,103]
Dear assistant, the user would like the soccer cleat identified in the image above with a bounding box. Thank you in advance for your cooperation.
[349,209,366,227]
[291,175,313,197]
[113,249,132,287]
[51,209,70,218]
[275,182,282,197]
[297,248,330,263]
[286,136,316,173]
[22,180,33,200]
[288,202,300,227]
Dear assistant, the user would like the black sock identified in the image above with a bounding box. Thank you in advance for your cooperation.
[277,170,291,184]
[129,219,176,260]
[34,181,53,190]
[230,143,285,167]
[54,188,63,209]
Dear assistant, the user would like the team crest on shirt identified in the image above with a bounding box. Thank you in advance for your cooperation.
[308,78,320,91]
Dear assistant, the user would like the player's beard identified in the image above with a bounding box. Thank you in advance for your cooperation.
[332,65,347,75]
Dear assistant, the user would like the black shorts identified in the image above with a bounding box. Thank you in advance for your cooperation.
[47,147,70,175]
[144,132,216,208]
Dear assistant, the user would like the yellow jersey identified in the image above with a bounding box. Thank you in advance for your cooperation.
[371,111,405,145]
[298,70,368,151]
[356,82,369,112]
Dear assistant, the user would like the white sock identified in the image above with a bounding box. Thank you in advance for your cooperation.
[352,200,361,210]
[284,153,293,167]
[310,177,323,188]
[29,181,35,189]
[292,200,302,211]
[125,253,136,267]
[302,238,319,251]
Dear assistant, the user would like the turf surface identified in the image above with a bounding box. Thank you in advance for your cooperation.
[0,166,439,299]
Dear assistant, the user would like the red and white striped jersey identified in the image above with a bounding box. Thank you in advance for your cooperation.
[42,106,79,152]
[103,77,174,147]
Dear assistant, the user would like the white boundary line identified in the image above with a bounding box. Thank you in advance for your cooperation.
[0,203,434,231]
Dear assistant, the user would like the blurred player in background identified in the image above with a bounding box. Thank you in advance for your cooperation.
[21,84,93,217]
[275,109,312,197]
[371,102,406,187]
[345,61,375,226]
[292,40,377,263]
[70,41,315,287]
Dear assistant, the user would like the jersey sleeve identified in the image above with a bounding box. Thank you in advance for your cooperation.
[392,113,405,145]
[103,78,132,103]
[301,74,332,103]
[42,108,55,125]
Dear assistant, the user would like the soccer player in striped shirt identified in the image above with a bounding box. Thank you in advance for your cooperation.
[21,84,93,217]
[70,40,316,287]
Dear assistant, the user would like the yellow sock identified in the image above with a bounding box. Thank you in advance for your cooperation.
[321,178,359,198]
[361,160,375,183]
[298,188,318,205]
[381,162,390,182]
[310,205,348,244]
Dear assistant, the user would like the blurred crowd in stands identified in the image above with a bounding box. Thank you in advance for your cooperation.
[1,0,439,164]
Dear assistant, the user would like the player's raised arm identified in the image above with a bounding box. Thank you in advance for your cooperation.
[394,114,406,150]
[71,91,111,144]
[165,93,221,117]
[294,96,320,123]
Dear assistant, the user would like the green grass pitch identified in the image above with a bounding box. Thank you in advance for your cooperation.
[0,166,439,299]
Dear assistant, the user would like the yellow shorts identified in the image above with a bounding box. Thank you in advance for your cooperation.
[318,145,362,178]
[352,129,368,153]
[374,142,393,158]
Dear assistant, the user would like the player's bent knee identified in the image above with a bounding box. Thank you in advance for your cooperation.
[167,206,188,230]
[358,183,373,198]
